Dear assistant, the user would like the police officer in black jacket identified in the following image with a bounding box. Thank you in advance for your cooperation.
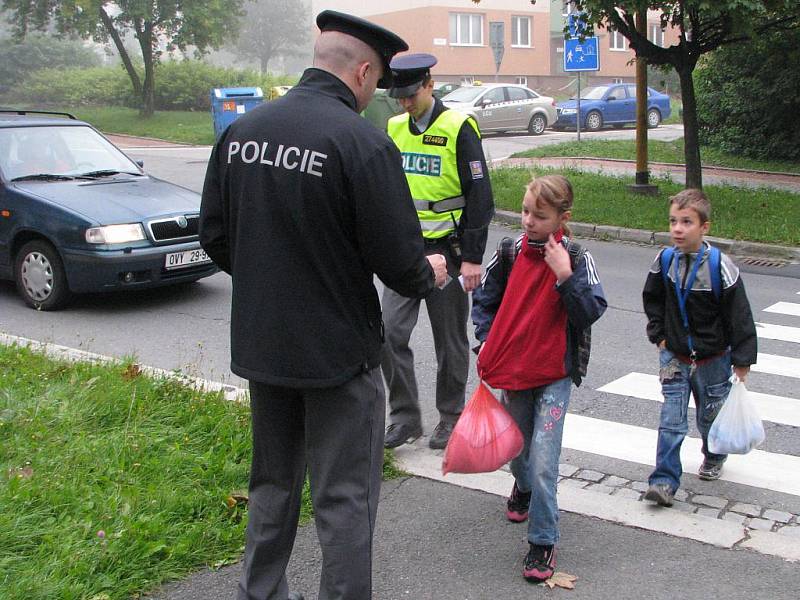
[199,11,447,600]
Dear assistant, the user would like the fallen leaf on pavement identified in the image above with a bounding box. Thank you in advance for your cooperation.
[545,572,578,590]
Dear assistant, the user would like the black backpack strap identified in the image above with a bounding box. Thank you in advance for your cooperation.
[498,236,517,290]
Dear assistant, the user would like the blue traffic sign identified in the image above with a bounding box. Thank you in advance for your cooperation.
[564,37,600,72]
[567,13,587,38]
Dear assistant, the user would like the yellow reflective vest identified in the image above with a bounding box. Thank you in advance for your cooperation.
[388,109,480,239]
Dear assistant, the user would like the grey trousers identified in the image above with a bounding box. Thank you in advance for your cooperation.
[380,243,469,428]
[238,368,385,600]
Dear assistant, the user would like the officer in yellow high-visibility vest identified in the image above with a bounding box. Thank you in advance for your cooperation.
[382,53,494,450]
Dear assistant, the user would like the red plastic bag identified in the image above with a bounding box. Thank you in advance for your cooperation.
[442,381,524,475]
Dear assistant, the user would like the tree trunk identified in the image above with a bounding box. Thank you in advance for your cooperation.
[137,23,156,118]
[259,53,271,73]
[676,64,702,189]
[99,7,142,99]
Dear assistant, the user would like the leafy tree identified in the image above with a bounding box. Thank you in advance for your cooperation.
[232,0,310,72]
[695,27,800,161]
[0,33,101,92]
[473,1,799,188]
[1,0,245,117]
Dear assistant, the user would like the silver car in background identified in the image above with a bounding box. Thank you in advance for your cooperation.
[441,83,557,135]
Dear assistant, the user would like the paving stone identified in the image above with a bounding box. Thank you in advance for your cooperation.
[613,488,643,501]
[693,494,727,509]
[575,469,604,483]
[747,518,774,532]
[560,478,588,490]
[722,512,747,526]
[558,463,579,478]
[670,501,695,514]
[630,481,649,493]
[674,489,689,502]
[777,524,800,538]
[603,476,629,487]
[586,483,614,495]
[762,509,793,523]
[695,507,721,519]
[730,502,761,517]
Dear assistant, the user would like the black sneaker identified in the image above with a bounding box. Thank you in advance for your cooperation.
[523,544,556,583]
[384,422,423,449]
[506,482,531,523]
[644,483,675,507]
[428,421,454,449]
[698,460,723,481]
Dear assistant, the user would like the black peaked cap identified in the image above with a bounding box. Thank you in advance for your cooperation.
[388,53,437,98]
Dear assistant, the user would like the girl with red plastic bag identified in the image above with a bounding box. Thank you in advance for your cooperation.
[471,175,607,583]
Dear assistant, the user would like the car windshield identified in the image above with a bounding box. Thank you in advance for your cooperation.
[0,125,140,182]
[578,86,611,100]
[443,86,486,103]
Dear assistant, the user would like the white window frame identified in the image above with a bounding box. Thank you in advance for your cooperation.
[460,75,475,86]
[609,29,628,51]
[511,16,531,48]
[612,77,624,84]
[649,23,664,47]
[449,13,484,46]
[515,76,528,87]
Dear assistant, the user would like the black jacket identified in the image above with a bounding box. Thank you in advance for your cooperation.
[642,242,757,366]
[200,68,435,387]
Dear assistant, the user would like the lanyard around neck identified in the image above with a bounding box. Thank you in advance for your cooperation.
[672,244,706,359]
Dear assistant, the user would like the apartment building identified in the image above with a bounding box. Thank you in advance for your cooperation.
[310,1,676,94]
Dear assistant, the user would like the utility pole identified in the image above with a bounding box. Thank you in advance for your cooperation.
[628,7,659,195]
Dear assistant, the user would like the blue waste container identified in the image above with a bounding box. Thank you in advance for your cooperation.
[210,87,264,139]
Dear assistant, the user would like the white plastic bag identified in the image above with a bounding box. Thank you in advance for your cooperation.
[708,375,765,455]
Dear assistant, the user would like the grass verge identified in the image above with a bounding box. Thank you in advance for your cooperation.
[490,166,800,246]
[68,107,215,146]
[0,344,405,599]
[512,138,800,175]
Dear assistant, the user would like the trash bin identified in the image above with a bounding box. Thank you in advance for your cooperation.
[210,87,264,139]
[361,90,403,131]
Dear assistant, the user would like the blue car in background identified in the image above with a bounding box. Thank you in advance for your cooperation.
[553,83,671,131]
[0,110,217,310]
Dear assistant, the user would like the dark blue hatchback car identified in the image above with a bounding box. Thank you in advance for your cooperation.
[0,110,217,310]
[553,83,671,131]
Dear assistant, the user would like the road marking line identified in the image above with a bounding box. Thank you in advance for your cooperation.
[764,302,800,317]
[755,321,800,344]
[752,353,800,379]
[561,414,800,497]
[598,371,800,428]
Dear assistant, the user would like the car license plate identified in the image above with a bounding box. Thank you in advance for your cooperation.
[164,248,211,270]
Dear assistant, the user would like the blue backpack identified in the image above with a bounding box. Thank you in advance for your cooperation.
[660,245,721,299]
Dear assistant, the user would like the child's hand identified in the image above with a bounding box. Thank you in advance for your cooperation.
[733,365,750,383]
[544,234,572,284]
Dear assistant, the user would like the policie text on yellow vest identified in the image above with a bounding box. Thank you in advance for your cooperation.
[227,141,327,178]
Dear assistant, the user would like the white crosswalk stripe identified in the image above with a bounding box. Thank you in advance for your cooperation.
[752,353,800,378]
[763,301,800,317]
[755,321,800,344]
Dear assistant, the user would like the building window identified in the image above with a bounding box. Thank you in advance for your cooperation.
[562,1,578,17]
[449,13,483,46]
[609,29,627,51]
[511,16,531,47]
[612,78,624,84]
[515,76,528,87]
[460,75,475,85]
[649,24,664,47]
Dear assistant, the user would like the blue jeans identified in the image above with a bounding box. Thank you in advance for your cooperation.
[649,348,731,493]
[504,376,572,546]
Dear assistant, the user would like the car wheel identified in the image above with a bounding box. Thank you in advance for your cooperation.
[585,111,603,131]
[647,108,661,128]
[14,240,72,310]
[527,113,547,135]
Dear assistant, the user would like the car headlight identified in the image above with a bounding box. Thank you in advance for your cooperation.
[560,108,577,115]
[85,223,146,244]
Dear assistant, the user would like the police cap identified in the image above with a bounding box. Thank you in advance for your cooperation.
[388,53,438,98]
[316,10,409,89]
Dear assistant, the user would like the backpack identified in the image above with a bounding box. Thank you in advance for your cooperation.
[497,235,592,385]
[659,245,721,299]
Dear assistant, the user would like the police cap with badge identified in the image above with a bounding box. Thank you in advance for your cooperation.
[316,10,409,89]
[388,53,438,99]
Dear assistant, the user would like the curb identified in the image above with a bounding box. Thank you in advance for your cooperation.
[492,209,800,263]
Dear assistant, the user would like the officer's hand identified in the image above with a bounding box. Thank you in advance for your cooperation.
[427,254,448,288]
[460,261,482,292]
[544,234,572,284]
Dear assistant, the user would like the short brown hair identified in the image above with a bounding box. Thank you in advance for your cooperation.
[669,188,711,223]
[525,174,574,236]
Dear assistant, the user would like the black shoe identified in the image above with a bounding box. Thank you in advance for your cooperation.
[698,459,723,481]
[644,483,675,507]
[384,422,423,449]
[506,482,532,523]
[523,544,556,583]
[428,421,454,449]
[288,593,304,600]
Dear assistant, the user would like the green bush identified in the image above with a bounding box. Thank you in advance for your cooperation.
[0,34,101,92]
[2,60,297,111]
[695,29,800,161]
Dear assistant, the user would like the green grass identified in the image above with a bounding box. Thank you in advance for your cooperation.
[490,166,800,246]
[512,139,800,175]
[67,107,216,146]
[0,344,407,599]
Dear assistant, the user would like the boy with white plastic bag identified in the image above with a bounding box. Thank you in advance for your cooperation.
[642,189,757,507]
[708,374,765,454]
